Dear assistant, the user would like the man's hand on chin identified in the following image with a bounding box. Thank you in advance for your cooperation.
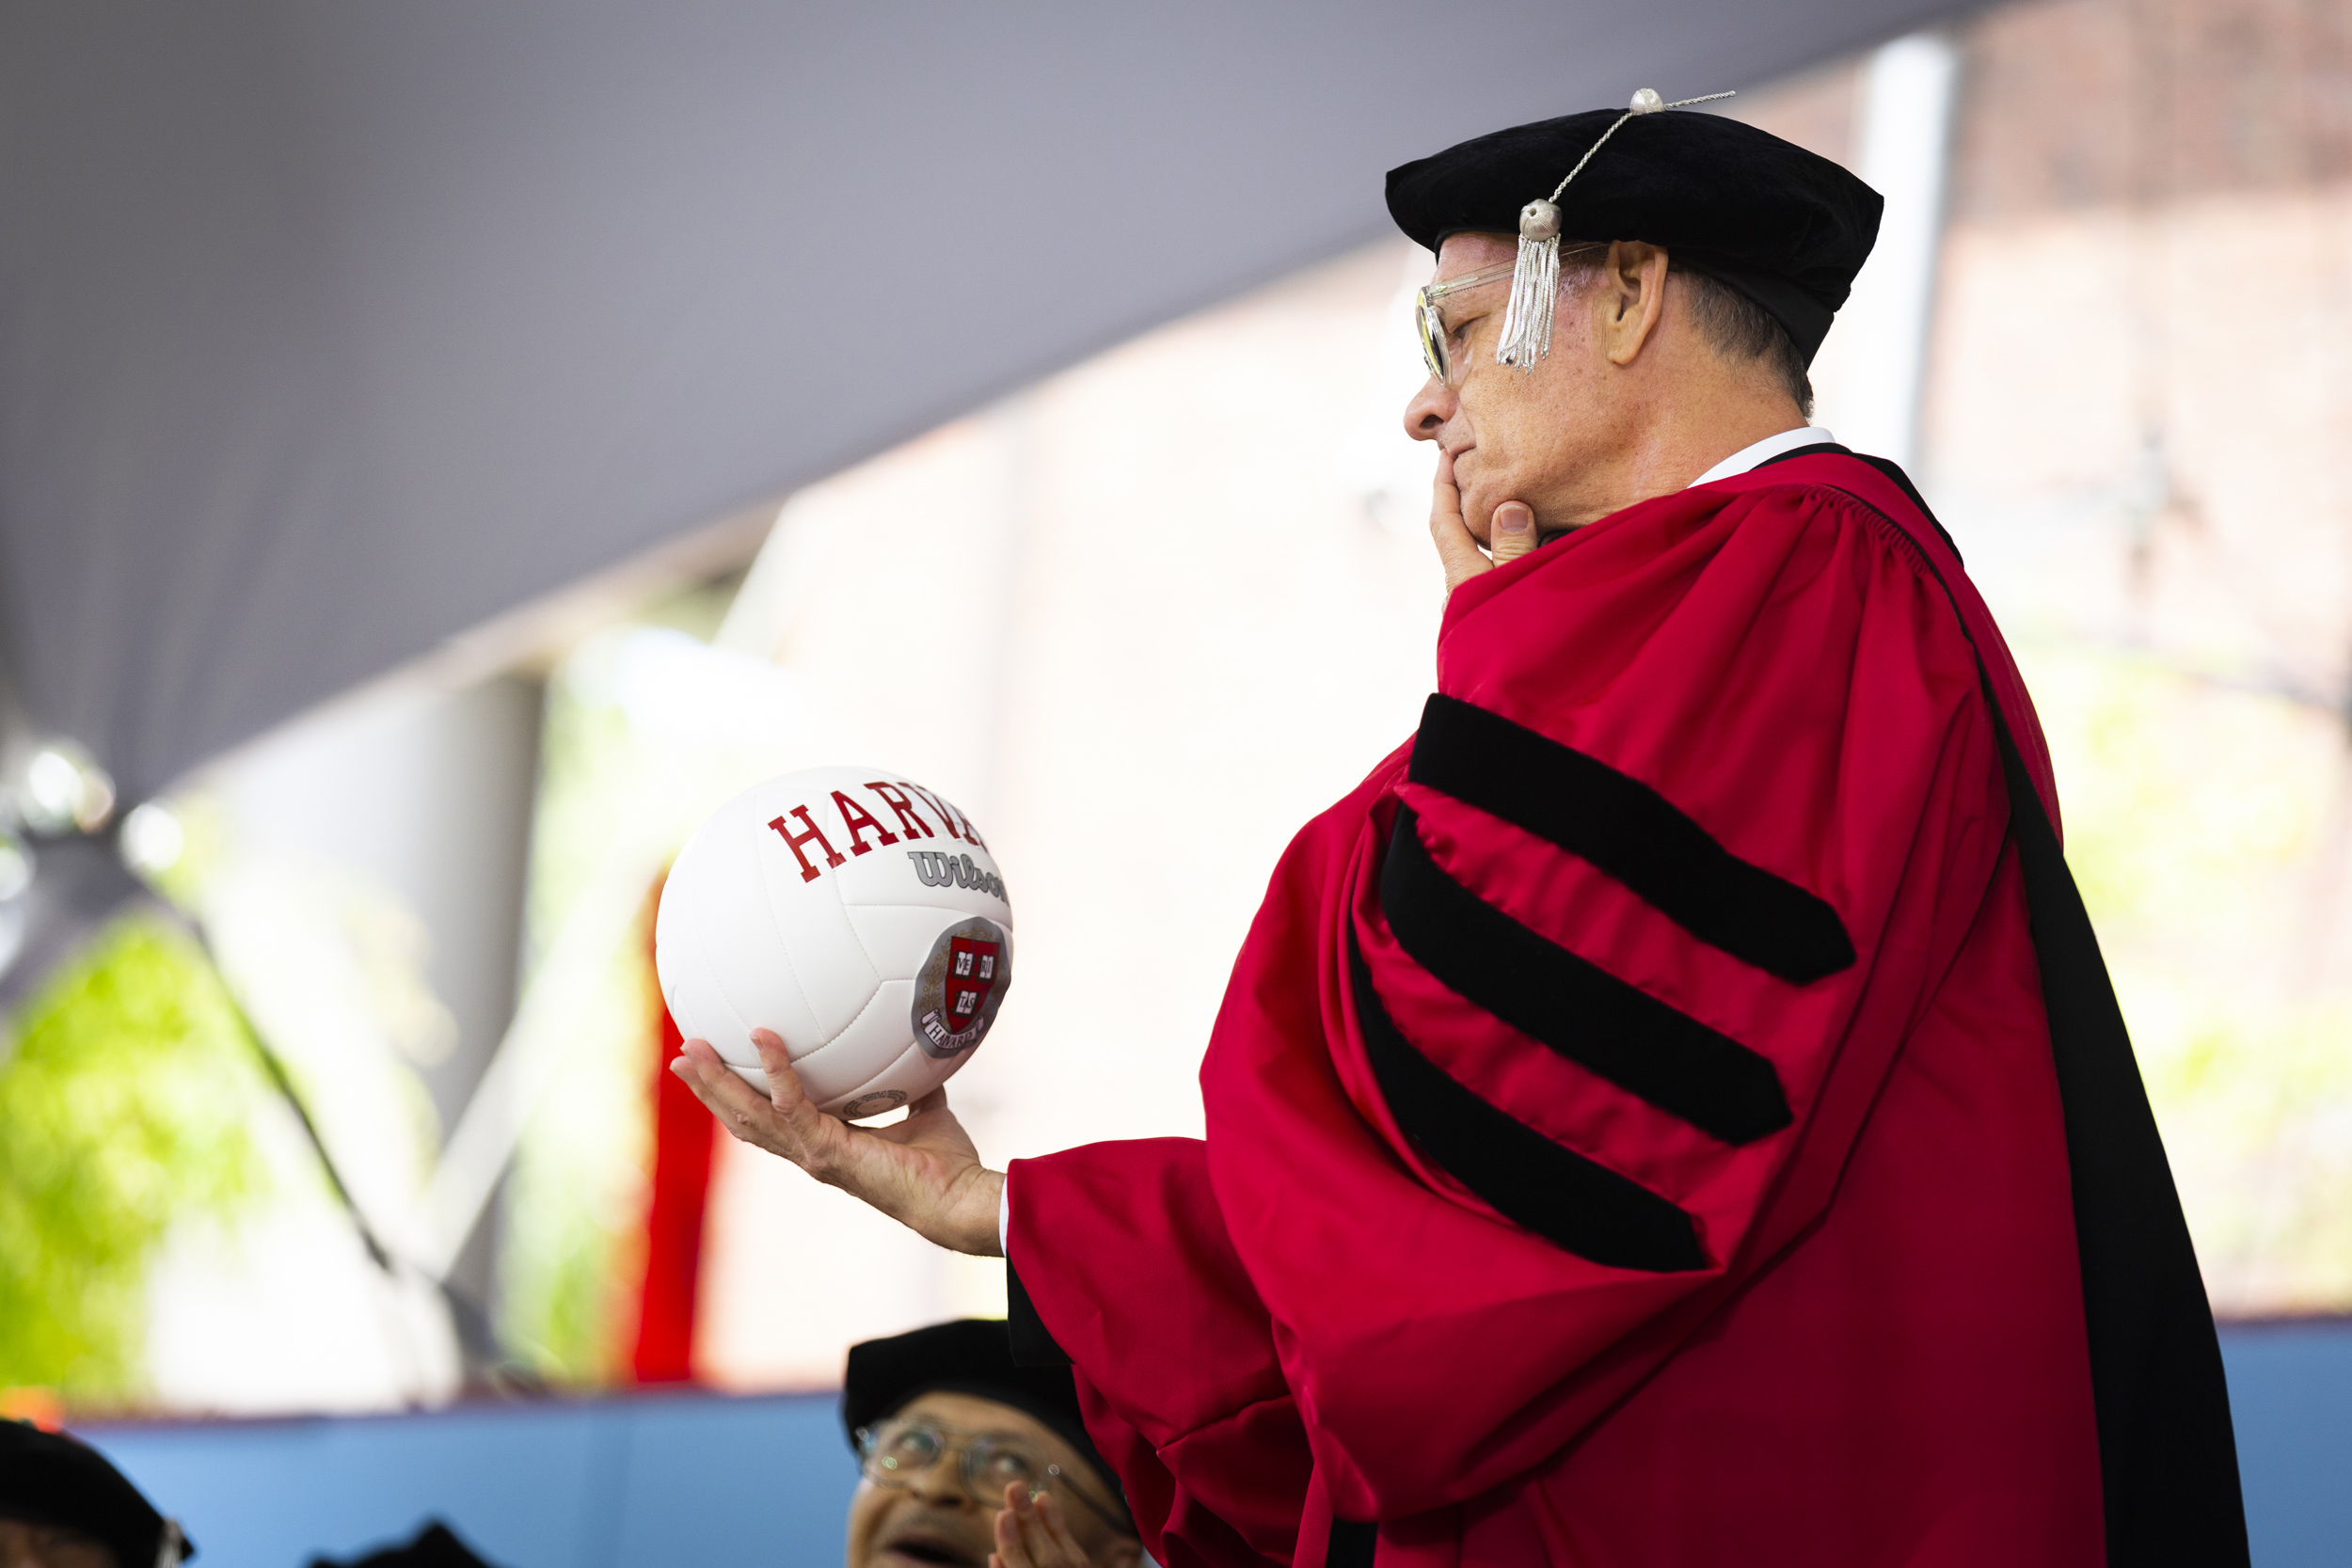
[1429,449,1538,593]
[671,1031,1006,1257]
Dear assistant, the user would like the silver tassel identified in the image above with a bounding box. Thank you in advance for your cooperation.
[1493,87,1737,373]
[1494,199,1562,372]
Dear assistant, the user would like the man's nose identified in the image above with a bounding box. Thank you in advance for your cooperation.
[1403,374,1455,442]
[906,1468,974,1509]
[903,1452,974,1508]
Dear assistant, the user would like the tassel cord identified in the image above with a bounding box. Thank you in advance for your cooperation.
[1546,92,1734,202]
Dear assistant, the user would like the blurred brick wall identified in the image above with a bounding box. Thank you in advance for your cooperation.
[1934,0,2352,1313]
[1953,0,2352,220]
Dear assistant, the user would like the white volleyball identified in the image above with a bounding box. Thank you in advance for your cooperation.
[654,766,1011,1120]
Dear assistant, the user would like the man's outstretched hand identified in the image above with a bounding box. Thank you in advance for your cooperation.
[1429,448,1540,594]
[671,1032,1004,1257]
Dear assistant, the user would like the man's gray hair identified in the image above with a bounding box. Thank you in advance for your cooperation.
[1669,263,1815,420]
[1554,247,1817,419]
[1552,246,1825,420]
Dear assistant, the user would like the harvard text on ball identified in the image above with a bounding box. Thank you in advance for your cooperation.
[764,779,991,883]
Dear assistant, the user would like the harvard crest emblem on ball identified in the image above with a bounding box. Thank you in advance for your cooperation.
[912,915,1011,1058]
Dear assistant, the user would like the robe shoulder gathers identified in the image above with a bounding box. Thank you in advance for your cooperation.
[1003,453,2244,1568]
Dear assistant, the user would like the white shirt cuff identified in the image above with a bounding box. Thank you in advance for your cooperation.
[997,1171,1010,1258]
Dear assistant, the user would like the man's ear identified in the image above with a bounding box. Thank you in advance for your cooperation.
[1600,240,1671,367]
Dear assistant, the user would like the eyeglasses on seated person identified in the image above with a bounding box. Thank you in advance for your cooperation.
[856,1415,1133,1538]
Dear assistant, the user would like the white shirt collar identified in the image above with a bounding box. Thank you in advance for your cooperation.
[1686,426,1836,489]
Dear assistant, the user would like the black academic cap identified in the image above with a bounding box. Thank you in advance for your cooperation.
[307,1519,503,1568]
[0,1418,194,1565]
[1385,107,1883,365]
[842,1320,1116,1497]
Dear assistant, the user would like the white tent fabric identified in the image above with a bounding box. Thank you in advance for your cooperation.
[0,0,1972,802]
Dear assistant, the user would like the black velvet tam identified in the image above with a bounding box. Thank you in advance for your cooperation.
[308,1521,503,1568]
[842,1319,1115,1495]
[1385,107,1883,365]
[0,1419,191,1565]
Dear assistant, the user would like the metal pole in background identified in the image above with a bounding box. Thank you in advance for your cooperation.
[1821,29,1963,472]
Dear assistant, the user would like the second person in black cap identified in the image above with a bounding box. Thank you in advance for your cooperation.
[841,1321,1138,1568]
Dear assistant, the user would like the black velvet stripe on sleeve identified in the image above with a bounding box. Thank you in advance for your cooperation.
[1408,693,1855,986]
[1381,807,1791,1146]
[1348,930,1708,1273]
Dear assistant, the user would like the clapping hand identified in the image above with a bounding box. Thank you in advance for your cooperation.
[991,1484,1099,1568]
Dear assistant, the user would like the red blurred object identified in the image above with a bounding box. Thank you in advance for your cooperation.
[631,879,718,1384]
[0,1386,64,1431]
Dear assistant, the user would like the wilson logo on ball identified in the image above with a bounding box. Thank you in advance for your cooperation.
[907,850,1006,902]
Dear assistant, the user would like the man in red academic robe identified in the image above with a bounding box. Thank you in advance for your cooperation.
[675,101,2248,1567]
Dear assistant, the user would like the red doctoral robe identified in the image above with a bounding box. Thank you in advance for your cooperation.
[1003,450,2246,1567]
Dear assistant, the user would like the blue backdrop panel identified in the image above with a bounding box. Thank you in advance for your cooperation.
[82,1388,856,1568]
[2225,1319,2352,1568]
[76,1321,2352,1567]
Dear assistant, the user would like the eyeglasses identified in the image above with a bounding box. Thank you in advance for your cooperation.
[856,1416,1134,1538]
[1415,263,1514,385]
[1414,248,1604,384]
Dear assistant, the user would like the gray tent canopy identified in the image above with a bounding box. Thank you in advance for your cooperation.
[0,0,1969,806]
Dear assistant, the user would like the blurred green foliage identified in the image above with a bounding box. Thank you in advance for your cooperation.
[500,581,735,1384]
[0,917,266,1400]
[495,881,657,1386]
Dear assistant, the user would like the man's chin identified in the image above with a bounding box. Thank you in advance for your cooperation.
[1455,486,1502,547]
